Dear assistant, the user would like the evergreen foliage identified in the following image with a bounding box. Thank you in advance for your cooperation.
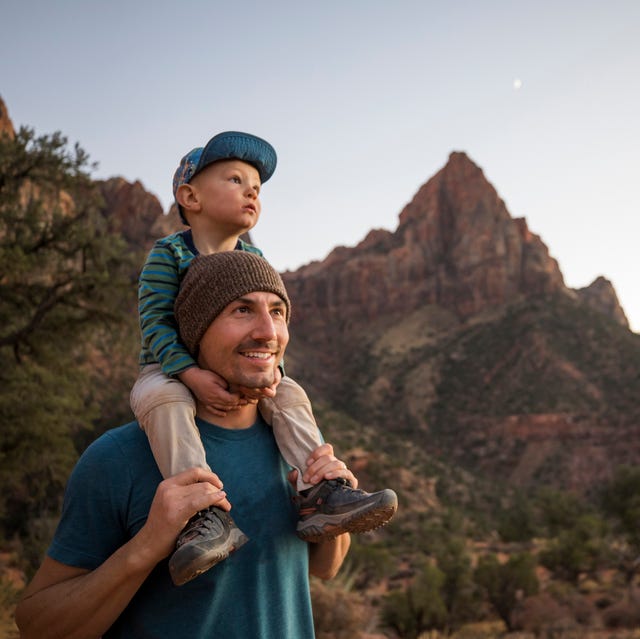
[600,466,640,594]
[0,127,134,537]
[381,561,447,639]
[601,465,640,552]
[474,552,539,632]
[496,491,538,542]
[538,514,608,584]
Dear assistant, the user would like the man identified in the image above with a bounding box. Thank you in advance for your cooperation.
[15,251,373,639]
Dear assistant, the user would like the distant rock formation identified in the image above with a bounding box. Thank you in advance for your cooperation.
[576,276,628,327]
[0,95,15,139]
[84,147,635,335]
[97,178,182,253]
[284,152,582,330]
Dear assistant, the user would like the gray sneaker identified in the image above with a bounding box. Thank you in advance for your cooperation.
[169,506,248,586]
[296,478,398,543]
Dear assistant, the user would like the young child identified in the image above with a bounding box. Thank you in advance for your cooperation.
[130,131,397,586]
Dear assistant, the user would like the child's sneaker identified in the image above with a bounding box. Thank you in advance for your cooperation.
[169,506,248,586]
[296,478,397,543]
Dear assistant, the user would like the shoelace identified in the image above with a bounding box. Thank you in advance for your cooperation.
[178,510,224,544]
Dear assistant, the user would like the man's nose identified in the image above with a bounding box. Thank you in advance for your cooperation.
[251,310,277,340]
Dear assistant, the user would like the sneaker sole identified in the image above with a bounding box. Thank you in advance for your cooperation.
[169,527,249,586]
[296,490,398,543]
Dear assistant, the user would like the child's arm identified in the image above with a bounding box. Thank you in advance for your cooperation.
[138,239,197,376]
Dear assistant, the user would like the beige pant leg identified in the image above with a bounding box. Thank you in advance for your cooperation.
[259,376,323,492]
[130,364,210,478]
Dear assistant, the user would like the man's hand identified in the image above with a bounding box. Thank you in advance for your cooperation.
[178,366,247,416]
[137,467,231,563]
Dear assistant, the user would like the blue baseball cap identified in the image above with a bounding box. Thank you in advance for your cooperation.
[172,131,277,223]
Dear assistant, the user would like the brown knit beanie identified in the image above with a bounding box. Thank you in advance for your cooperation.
[175,251,291,356]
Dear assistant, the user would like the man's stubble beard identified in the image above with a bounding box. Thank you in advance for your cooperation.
[229,365,279,390]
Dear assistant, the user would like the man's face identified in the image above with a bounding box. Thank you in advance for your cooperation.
[198,291,289,389]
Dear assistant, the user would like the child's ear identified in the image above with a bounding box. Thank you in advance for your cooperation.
[175,183,200,212]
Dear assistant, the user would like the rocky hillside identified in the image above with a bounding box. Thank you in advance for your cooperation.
[279,152,638,495]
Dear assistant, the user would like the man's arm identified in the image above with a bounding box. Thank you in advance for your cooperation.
[295,443,357,581]
[308,533,351,580]
[16,543,157,639]
[15,468,230,639]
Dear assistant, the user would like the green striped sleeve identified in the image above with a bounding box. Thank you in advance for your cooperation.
[138,235,196,376]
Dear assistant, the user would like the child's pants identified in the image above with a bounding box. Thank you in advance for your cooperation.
[130,364,322,491]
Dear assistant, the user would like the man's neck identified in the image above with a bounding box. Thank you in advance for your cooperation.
[195,402,260,430]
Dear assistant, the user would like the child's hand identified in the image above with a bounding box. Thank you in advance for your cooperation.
[178,367,246,417]
[236,367,282,401]
[235,381,278,401]
[302,443,358,487]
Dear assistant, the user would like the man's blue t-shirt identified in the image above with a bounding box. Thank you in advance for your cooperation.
[48,416,315,638]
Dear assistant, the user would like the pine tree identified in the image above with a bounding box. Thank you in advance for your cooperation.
[0,127,134,538]
[475,552,539,632]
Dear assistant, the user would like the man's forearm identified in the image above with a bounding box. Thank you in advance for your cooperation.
[308,533,351,580]
[16,532,160,639]
[17,467,222,639]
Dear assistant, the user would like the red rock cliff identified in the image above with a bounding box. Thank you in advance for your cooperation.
[284,152,567,327]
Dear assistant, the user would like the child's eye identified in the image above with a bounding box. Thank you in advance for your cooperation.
[230,176,241,184]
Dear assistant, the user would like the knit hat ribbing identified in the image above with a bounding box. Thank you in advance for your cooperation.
[175,251,291,357]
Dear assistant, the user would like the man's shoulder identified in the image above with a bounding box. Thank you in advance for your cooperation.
[71,421,159,493]
[81,421,150,464]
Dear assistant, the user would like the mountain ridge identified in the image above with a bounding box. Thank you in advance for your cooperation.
[282,151,626,335]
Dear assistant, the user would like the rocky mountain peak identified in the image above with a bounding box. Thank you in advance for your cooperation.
[576,275,628,327]
[398,150,511,232]
[285,152,568,330]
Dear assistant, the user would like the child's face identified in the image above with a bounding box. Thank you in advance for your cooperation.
[188,159,262,233]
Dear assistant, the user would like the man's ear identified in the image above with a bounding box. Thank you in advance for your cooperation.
[175,183,201,213]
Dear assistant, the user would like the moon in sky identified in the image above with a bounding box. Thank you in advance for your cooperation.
[513,78,523,91]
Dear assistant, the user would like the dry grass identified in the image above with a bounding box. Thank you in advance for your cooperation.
[417,627,640,639]
[0,552,22,639]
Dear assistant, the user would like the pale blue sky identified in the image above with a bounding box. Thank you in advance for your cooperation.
[2,1,639,330]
